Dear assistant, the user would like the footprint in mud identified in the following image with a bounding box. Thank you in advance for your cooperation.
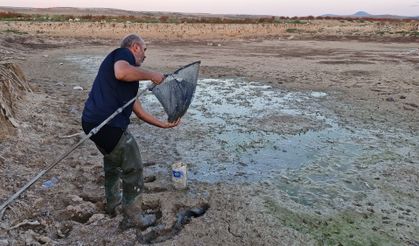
[116,164,210,243]
[144,175,156,183]
[136,203,210,244]
[117,178,210,245]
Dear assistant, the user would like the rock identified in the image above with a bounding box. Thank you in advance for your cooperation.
[0,239,8,246]
[22,230,39,246]
[87,213,105,225]
[0,223,8,230]
[35,235,53,244]
[386,97,395,102]
[65,201,97,223]
[56,221,73,239]
[68,195,83,203]
[407,48,419,56]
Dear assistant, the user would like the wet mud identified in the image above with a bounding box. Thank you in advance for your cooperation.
[139,204,209,244]
[0,37,418,245]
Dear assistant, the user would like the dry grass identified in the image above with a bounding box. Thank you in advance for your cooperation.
[0,63,31,137]
[0,20,418,41]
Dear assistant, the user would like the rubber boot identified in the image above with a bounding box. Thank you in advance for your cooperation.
[118,131,156,230]
[103,156,122,217]
[102,144,124,217]
[120,195,157,230]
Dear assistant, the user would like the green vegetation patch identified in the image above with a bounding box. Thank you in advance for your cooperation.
[264,199,400,245]
[286,20,307,24]
[2,29,28,35]
[286,28,299,33]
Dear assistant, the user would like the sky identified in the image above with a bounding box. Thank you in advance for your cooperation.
[0,0,418,17]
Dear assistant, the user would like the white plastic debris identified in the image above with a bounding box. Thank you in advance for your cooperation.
[311,92,327,98]
[73,86,83,91]
[172,162,187,189]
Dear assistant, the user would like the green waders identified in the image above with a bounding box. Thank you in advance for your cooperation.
[102,130,155,229]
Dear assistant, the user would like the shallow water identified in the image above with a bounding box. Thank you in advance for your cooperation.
[141,78,361,181]
[143,78,418,211]
[67,55,419,210]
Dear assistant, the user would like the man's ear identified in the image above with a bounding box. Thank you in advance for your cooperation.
[132,43,138,52]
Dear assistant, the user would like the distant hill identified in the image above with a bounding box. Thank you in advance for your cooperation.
[1,6,418,21]
[0,6,191,17]
[353,11,371,17]
[0,6,275,19]
[322,11,419,19]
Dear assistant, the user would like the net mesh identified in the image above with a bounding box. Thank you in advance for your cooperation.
[152,61,200,122]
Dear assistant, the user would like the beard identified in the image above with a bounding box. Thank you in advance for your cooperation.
[136,56,146,66]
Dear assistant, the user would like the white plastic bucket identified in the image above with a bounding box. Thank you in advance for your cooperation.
[172,162,187,189]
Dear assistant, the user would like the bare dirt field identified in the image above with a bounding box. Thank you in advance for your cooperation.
[0,21,418,245]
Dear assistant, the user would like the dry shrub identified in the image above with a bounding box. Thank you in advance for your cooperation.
[0,63,31,138]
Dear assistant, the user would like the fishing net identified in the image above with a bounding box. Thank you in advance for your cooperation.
[152,61,200,122]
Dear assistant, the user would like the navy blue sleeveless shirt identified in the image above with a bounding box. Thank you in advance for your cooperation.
[82,48,139,129]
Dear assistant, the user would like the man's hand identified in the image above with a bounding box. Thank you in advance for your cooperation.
[162,118,181,128]
[151,72,165,85]
[133,100,182,129]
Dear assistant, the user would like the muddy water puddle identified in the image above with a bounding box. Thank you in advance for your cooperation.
[66,55,419,211]
[154,78,355,181]
[140,76,417,213]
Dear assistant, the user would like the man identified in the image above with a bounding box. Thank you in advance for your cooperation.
[81,34,180,229]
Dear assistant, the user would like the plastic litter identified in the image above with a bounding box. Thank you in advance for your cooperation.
[42,177,58,189]
[172,162,187,189]
[73,86,83,90]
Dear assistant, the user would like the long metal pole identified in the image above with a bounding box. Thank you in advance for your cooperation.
[0,85,154,213]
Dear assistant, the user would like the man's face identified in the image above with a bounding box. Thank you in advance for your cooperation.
[132,42,147,66]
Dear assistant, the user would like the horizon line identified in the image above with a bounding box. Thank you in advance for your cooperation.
[1,5,417,18]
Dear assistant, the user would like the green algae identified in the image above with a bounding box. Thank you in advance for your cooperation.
[264,199,401,246]
[357,150,404,167]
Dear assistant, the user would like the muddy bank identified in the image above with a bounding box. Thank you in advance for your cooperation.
[0,33,418,245]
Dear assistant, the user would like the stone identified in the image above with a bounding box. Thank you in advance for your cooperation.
[65,201,97,223]
[87,213,105,225]
[68,195,83,203]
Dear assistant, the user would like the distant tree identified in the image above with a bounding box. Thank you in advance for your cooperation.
[159,16,169,23]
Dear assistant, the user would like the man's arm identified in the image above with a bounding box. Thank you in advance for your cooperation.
[132,99,180,128]
[114,60,164,84]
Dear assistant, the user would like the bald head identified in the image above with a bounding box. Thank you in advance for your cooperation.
[120,34,145,49]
